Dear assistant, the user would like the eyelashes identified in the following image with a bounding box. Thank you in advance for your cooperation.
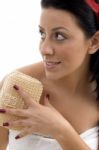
[39,30,46,40]
[54,32,66,41]
[39,30,67,41]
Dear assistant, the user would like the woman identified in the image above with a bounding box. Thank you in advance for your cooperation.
[0,0,99,149]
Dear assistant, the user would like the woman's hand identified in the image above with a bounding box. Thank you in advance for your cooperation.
[0,85,69,139]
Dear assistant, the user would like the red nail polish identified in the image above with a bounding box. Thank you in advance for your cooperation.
[0,109,6,113]
[13,85,19,90]
[3,122,9,126]
[15,135,20,139]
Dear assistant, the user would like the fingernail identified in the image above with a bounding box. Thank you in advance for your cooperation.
[3,122,9,126]
[15,135,20,139]
[13,85,19,90]
[0,109,6,113]
[46,94,50,99]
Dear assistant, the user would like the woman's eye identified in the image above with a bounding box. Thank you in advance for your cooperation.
[39,30,46,40]
[54,32,65,41]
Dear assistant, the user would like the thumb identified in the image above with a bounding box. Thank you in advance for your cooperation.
[44,94,55,109]
[44,94,52,107]
[44,94,61,115]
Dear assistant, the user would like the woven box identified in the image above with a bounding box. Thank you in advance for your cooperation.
[0,71,43,130]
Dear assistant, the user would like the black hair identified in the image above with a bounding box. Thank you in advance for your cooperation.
[41,0,99,101]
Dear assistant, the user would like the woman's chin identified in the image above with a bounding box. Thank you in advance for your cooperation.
[45,71,65,81]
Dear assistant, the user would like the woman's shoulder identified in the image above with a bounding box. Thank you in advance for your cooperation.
[16,61,47,102]
[16,61,45,81]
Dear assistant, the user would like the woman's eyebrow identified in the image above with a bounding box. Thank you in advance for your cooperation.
[38,25,44,30]
[52,27,70,32]
[38,25,70,32]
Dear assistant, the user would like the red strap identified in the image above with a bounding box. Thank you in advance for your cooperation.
[86,0,99,21]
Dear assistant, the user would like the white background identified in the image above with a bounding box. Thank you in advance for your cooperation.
[0,0,42,81]
[0,0,42,149]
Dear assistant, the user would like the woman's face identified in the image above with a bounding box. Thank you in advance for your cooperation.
[39,8,91,80]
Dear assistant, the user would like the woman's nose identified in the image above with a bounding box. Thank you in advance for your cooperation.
[39,40,54,56]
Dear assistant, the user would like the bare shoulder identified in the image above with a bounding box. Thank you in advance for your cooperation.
[16,61,45,81]
[16,61,47,99]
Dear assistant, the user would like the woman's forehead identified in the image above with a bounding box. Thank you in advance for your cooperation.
[39,8,83,33]
[40,8,76,22]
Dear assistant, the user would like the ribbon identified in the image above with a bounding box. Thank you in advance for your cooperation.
[86,0,99,21]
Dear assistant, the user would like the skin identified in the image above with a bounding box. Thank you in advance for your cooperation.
[0,8,99,150]
[0,80,9,150]
[39,8,91,82]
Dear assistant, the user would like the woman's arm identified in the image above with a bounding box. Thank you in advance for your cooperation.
[53,123,92,150]
[0,62,43,150]
[1,85,94,150]
[0,127,9,150]
[0,62,97,150]
[0,80,9,150]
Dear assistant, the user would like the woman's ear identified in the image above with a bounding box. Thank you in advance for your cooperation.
[88,31,99,54]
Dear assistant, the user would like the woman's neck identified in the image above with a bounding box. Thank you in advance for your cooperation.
[49,69,91,97]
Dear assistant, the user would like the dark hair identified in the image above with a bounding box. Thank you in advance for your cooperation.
[41,0,99,100]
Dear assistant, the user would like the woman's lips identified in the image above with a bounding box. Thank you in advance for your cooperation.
[44,61,61,69]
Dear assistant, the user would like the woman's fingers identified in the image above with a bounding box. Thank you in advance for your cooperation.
[0,84,42,116]
[15,127,37,139]
[15,127,30,139]
[2,108,29,117]
[13,85,39,107]
[3,119,29,128]
[44,95,60,113]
